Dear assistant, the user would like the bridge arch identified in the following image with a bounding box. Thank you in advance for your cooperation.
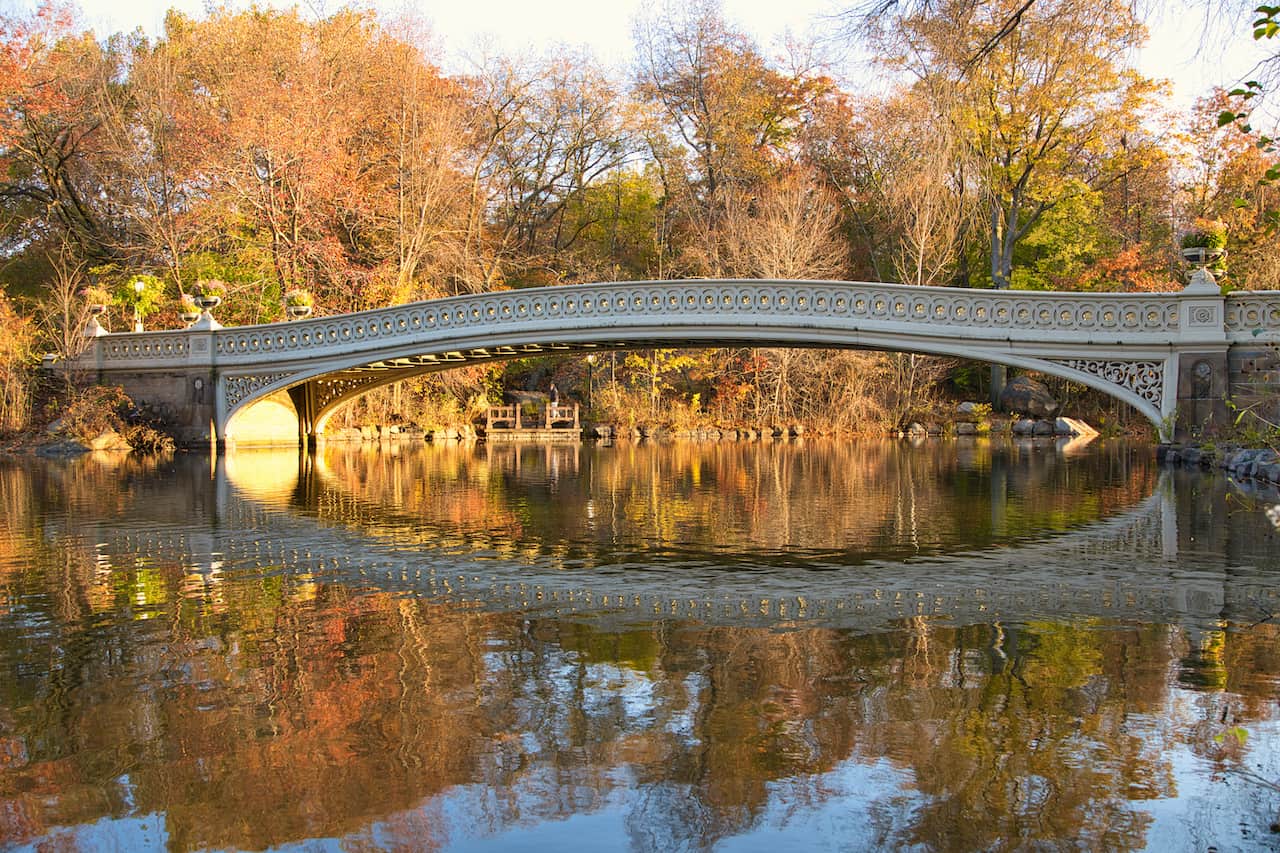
[222,326,1169,445]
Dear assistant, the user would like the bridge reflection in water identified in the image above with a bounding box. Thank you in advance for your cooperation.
[2,440,1279,853]
[110,440,1255,633]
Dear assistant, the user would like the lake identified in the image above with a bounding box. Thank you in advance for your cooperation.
[0,438,1277,851]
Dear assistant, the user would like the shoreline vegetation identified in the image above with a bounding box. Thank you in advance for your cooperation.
[0,1,1277,452]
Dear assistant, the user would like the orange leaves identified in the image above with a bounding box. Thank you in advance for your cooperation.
[1079,245,1174,293]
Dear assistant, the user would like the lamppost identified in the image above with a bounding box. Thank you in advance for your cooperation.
[132,279,146,333]
[586,353,597,414]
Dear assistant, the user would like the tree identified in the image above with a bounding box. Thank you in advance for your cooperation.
[866,0,1158,397]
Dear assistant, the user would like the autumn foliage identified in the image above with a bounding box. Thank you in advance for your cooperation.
[1,0,1277,430]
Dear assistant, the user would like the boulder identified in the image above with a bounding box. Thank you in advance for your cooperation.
[789,424,805,436]
[955,422,978,435]
[957,401,982,414]
[1032,420,1054,436]
[1012,418,1036,436]
[999,375,1059,418]
[906,422,927,437]
[1054,417,1098,437]
[36,439,90,457]
[87,430,131,451]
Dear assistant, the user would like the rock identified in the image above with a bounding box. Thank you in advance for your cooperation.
[989,420,1008,433]
[45,418,64,436]
[1183,448,1202,466]
[87,430,131,451]
[789,424,805,436]
[1260,463,1280,483]
[1032,420,1054,436]
[35,439,90,457]
[955,422,978,435]
[330,427,362,442]
[906,422,927,437]
[957,401,984,414]
[1013,418,1036,435]
[1165,449,1180,464]
[1059,414,1100,435]
[999,375,1059,418]
[926,423,944,435]
[360,425,376,440]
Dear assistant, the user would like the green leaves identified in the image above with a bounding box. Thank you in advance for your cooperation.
[1254,5,1280,39]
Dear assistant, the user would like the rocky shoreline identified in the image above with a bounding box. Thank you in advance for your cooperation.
[1158,443,1280,487]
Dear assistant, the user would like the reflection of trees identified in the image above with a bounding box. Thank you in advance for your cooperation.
[1,449,1279,851]
[300,439,1158,564]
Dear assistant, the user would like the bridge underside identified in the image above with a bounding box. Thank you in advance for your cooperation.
[224,332,1177,447]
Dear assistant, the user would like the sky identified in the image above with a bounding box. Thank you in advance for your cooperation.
[13,0,1280,111]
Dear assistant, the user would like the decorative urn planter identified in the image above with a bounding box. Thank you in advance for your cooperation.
[190,280,227,330]
[178,295,200,324]
[283,289,314,321]
[1180,246,1225,266]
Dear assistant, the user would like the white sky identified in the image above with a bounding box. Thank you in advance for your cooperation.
[14,0,1280,111]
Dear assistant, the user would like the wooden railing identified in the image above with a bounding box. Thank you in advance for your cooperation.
[544,403,579,429]
[485,403,579,431]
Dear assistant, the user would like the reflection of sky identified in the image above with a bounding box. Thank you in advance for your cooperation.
[9,813,167,852]
[273,684,1279,852]
[349,758,921,852]
[1138,705,1280,852]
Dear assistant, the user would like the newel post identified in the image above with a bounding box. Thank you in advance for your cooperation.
[187,328,220,448]
[1172,268,1230,440]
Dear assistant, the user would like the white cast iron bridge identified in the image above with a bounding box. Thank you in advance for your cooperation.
[62,273,1280,445]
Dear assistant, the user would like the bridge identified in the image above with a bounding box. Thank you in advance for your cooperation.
[55,272,1280,445]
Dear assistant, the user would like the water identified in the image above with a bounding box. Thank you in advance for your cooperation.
[0,438,1277,852]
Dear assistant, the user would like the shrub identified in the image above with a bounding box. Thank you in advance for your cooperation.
[51,385,175,453]
[0,294,36,435]
[194,279,228,298]
[1180,219,1227,250]
[284,289,314,307]
[81,285,112,306]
